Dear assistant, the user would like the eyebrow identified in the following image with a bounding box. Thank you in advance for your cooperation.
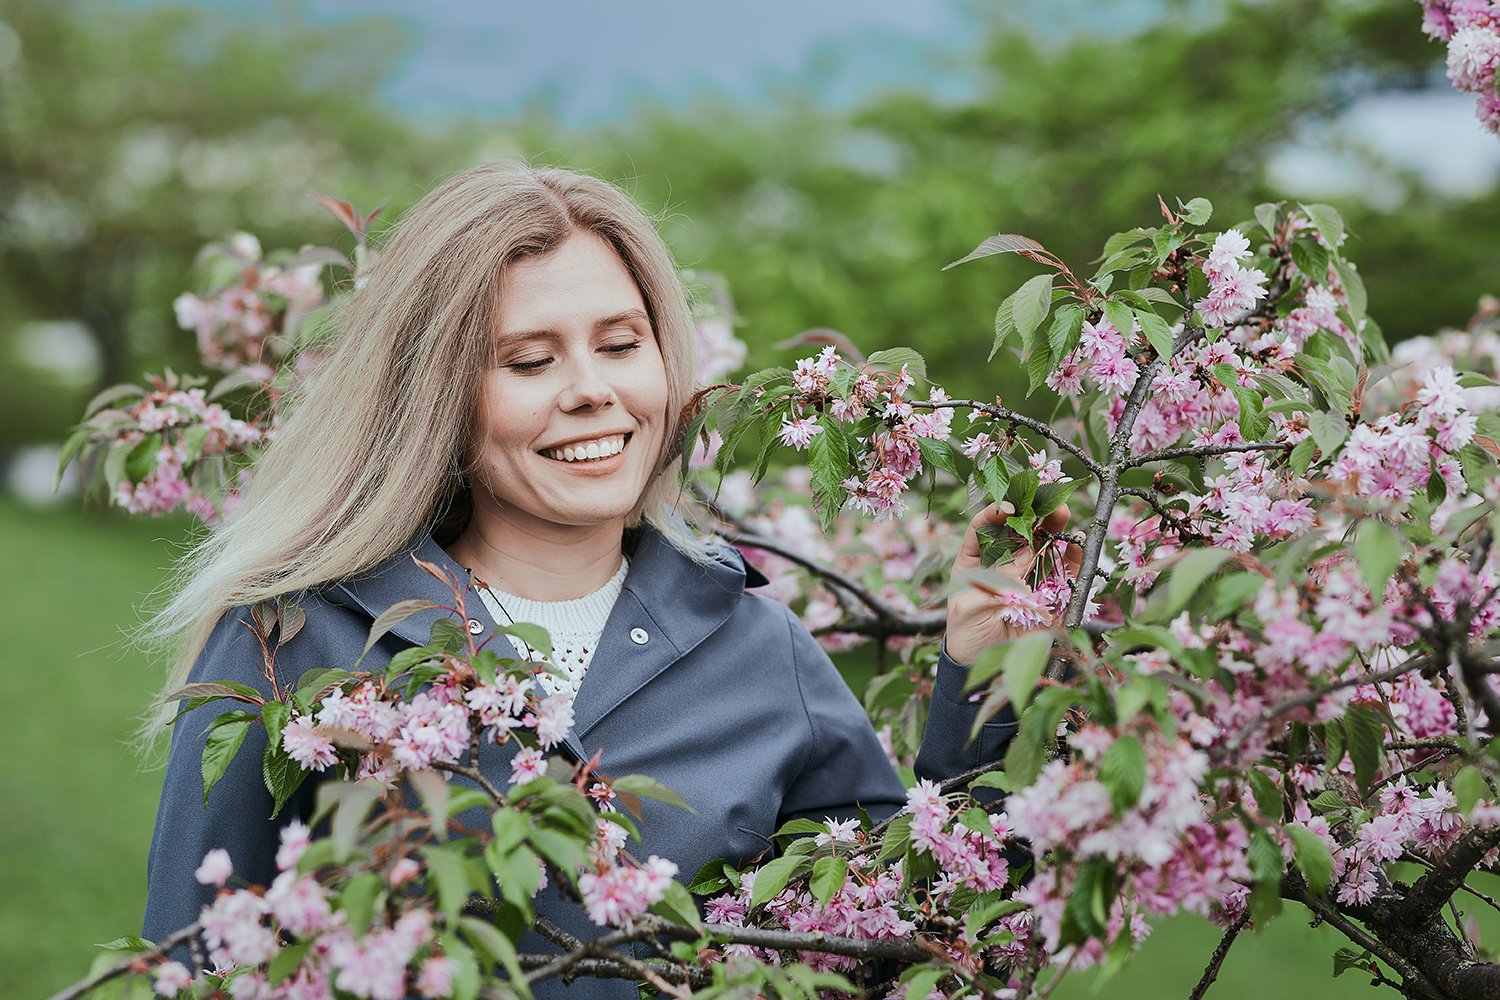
[495,308,651,347]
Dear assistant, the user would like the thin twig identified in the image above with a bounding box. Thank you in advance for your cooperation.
[1224,658,1434,755]
[1125,440,1291,468]
[45,922,203,1000]
[1187,912,1250,1000]
[915,399,1105,477]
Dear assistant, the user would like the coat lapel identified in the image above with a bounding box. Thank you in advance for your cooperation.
[333,535,492,648]
[567,529,749,740]
[327,526,757,758]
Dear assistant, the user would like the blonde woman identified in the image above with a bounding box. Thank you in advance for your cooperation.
[142,162,1055,995]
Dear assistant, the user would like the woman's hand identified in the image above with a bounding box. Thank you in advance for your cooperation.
[943,502,1083,665]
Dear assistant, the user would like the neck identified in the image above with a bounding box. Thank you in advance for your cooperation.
[447,501,627,602]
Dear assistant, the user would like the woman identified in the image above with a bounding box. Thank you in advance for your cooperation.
[142,162,1052,994]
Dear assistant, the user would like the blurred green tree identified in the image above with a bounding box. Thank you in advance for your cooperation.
[561,0,1494,406]
[0,0,466,449]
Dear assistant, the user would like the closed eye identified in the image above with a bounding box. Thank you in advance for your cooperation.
[601,342,641,357]
[507,357,551,373]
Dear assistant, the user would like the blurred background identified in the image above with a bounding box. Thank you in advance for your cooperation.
[2,0,1497,996]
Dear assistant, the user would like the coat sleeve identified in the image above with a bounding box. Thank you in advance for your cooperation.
[142,607,321,949]
[913,644,1019,789]
[776,606,910,825]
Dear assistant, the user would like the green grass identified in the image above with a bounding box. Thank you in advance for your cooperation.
[0,499,195,999]
[3,497,1477,999]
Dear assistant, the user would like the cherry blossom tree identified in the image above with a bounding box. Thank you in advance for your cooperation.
[52,8,1500,999]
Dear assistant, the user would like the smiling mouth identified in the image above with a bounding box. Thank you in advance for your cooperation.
[543,434,629,463]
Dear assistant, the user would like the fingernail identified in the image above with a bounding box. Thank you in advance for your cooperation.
[999,502,1014,514]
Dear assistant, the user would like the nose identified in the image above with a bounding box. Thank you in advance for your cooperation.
[558,354,616,413]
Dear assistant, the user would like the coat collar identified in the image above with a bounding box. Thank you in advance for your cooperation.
[330,524,763,744]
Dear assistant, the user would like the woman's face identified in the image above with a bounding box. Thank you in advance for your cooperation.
[468,232,669,537]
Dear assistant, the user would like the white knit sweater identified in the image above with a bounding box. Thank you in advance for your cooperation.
[474,556,629,705]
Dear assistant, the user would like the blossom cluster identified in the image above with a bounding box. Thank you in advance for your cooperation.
[777,346,954,520]
[172,233,324,374]
[1421,0,1500,134]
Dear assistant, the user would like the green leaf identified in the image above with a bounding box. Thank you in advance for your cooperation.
[879,814,913,862]
[687,858,734,895]
[773,818,831,838]
[899,967,947,1000]
[268,939,313,985]
[423,844,478,919]
[750,854,808,908]
[1058,856,1116,946]
[1099,735,1146,816]
[1212,573,1265,619]
[201,718,251,804]
[1290,238,1331,281]
[943,232,1047,270]
[1246,827,1284,885]
[916,437,958,478]
[1134,308,1174,361]
[1344,706,1384,794]
[1353,520,1405,598]
[1289,436,1314,476]
[359,599,438,661]
[1026,340,1054,397]
[1180,197,1213,225]
[867,347,927,384]
[1013,272,1056,346]
[1254,202,1281,236]
[459,915,532,1000]
[1003,724,1045,789]
[1000,633,1055,713]
[1300,203,1346,250]
[1333,947,1373,978]
[991,295,1017,361]
[808,417,852,532]
[438,933,481,1000]
[1247,768,1283,821]
[1308,411,1347,456]
[1325,722,1346,771]
[338,871,385,933]
[1454,767,1490,816]
[1332,257,1366,321]
[429,617,467,653]
[1033,478,1082,519]
[318,781,383,862]
[1286,825,1333,894]
[650,878,704,931]
[1048,302,1086,358]
[495,622,552,659]
[612,774,695,813]
[810,856,849,909]
[1102,300,1134,343]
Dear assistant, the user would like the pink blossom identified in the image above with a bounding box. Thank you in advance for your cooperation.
[510,746,547,785]
[1448,24,1500,92]
[415,956,455,999]
[266,870,333,936]
[153,961,193,996]
[529,693,574,750]
[195,848,233,886]
[276,819,311,872]
[777,415,822,450]
[282,715,338,771]
[388,857,421,886]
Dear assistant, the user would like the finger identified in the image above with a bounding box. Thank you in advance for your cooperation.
[954,501,1014,572]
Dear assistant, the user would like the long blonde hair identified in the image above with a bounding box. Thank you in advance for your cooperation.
[143,162,709,740]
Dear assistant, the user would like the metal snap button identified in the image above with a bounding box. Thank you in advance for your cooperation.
[630,627,649,645]
[467,618,484,635]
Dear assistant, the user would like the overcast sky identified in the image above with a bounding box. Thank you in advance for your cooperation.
[122,0,992,124]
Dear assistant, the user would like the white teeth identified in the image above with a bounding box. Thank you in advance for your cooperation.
[546,435,626,463]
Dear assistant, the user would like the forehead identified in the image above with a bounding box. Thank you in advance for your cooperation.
[495,232,646,336]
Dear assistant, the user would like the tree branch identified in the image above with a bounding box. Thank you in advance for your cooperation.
[44,922,203,1000]
[1402,824,1500,927]
[1187,912,1249,1000]
[1125,440,1291,469]
[915,399,1105,478]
